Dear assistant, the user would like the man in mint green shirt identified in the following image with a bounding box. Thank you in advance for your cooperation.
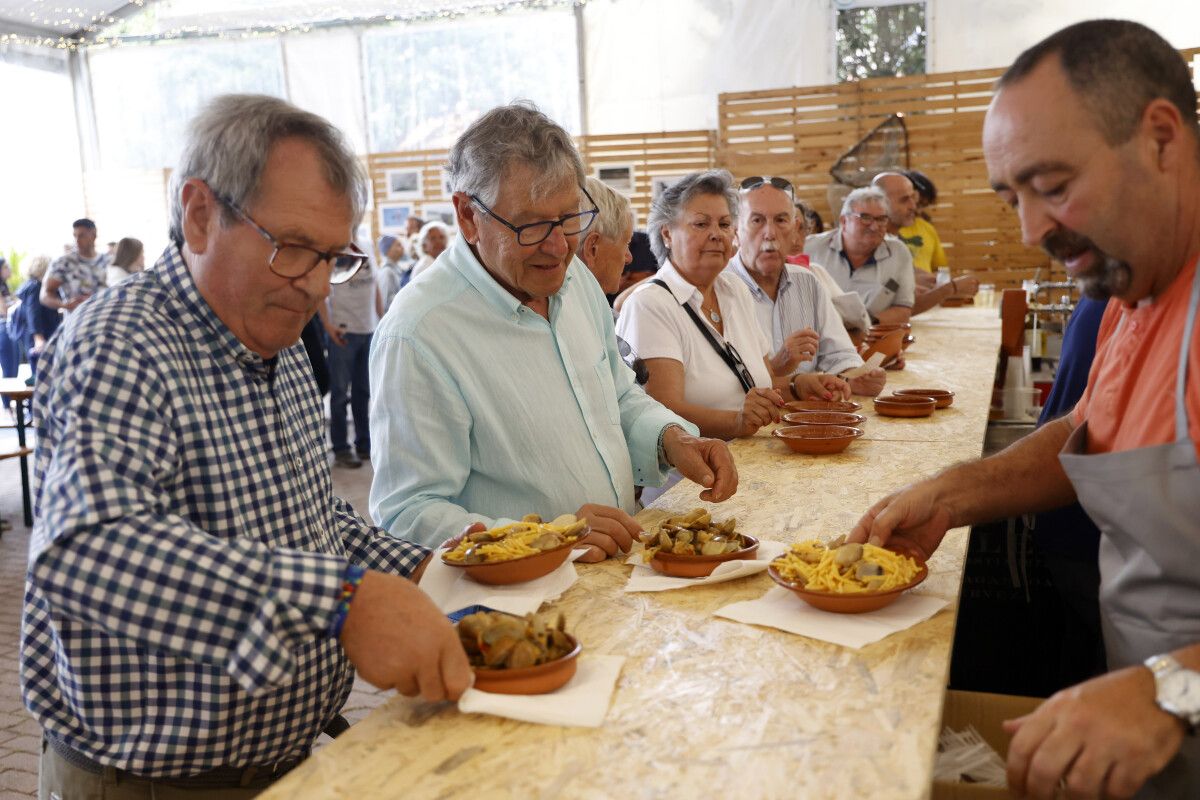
[369,104,736,560]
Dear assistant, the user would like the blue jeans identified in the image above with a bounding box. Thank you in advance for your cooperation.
[328,332,372,454]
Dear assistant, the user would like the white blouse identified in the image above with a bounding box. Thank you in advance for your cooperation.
[616,259,772,413]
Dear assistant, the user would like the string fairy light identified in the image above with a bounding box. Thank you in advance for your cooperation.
[0,0,589,50]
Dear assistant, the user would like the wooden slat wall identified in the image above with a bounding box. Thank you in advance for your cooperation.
[576,130,717,225]
[718,66,1054,288]
[364,47,1200,281]
[365,149,451,251]
[365,131,716,247]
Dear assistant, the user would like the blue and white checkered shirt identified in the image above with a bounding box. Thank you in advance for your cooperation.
[21,245,429,777]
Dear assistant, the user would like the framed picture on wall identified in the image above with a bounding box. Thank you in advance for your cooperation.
[379,203,413,232]
[650,174,686,201]
[596,164,635,195]
[385,168,423,200]
[421,203,456,227]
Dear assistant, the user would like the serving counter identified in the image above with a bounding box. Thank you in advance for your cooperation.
[262,305,1002,800]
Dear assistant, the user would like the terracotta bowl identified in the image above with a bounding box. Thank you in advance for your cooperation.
[862,329,905,362]
[471,635,582,694]
[766,552,929,614]
[649,534,759,578]
[772,424,863,455]
[895,388,955,409]
[783,399,862,414]
[442,536,581,586]
[866,323,916,352]
[781,411,866,427]
[874,394,937,418]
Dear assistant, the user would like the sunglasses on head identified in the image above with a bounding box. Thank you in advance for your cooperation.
[740,176,794,200]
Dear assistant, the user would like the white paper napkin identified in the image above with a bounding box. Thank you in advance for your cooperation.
[418,548,588,617]
[457,655,625,728]
[623,540,789,592]
[842,351,886,378]
[714,586,948,649]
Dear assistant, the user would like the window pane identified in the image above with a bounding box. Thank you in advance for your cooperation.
[89,38,285,170]
[363,10,579,152]
[837,3,927,82]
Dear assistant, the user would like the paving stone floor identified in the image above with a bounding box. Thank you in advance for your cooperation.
[0,411,390,799]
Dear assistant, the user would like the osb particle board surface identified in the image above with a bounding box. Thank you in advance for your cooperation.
[262,305,1000,800]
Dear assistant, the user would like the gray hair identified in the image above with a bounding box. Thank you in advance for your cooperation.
[647,169,738,264]
[168,94,366,246]
[25,255,51,282]
[447,102,585,207]
[580,176,633,247]
[840,186,890,218]
[417,220,451,254]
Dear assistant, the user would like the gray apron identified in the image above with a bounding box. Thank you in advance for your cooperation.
[1058,262,1200,798]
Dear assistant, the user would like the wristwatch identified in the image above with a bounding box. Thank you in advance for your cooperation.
[1144,653,1200,734]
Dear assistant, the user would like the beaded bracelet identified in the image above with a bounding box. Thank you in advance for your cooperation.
[329,563,367,639]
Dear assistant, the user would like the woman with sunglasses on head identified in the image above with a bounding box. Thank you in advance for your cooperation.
[616,170,849,441]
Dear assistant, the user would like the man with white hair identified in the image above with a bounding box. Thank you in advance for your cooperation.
[730,177,886,396]
[804,186,915,324]
[370,103,737,559]
[576,175,634,295]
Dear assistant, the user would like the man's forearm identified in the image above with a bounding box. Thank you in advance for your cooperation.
[936,415,1077,528]
[912,281,955,315]
[876,306,912,324]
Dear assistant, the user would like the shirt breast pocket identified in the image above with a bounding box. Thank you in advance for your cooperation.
[591,354,622,426]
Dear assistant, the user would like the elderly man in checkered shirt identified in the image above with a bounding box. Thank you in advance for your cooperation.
[22,95,471,798]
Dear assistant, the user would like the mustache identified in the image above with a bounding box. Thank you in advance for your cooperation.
[1041,229,1131,300]
[759,240,779,253]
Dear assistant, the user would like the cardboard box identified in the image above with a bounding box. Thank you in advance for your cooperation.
[932,690,1043,800]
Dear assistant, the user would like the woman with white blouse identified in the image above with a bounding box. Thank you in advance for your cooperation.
[617,170,848,440]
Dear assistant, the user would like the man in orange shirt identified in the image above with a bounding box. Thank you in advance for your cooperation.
[851,20,1200,799]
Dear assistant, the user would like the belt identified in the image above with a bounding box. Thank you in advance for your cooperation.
[45,734,304,790]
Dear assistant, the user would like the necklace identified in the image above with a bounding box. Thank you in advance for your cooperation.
[707,308,721,324]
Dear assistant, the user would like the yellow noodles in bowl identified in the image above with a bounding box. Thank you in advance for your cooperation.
[771,539,921,594]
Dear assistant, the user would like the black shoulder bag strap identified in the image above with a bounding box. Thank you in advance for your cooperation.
[648,278,753,394]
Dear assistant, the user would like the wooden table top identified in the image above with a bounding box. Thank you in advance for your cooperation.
[262,304,1001,800]
[0,378,34,399]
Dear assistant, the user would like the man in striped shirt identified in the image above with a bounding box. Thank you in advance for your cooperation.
[730,178,887,397]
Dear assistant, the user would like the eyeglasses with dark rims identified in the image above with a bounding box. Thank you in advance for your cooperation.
[469,185,599,246]
[213,190,368,285]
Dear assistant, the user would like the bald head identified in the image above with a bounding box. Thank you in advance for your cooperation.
[872,172,917,230]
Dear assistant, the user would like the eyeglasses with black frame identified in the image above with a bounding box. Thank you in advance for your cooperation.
[213,190,368,285]
[740,176,795,201]
[724,340,756,391]
[469,184,599,246]
[849,211,890,229]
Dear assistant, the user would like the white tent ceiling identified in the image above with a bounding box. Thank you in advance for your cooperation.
[0,0,570,46]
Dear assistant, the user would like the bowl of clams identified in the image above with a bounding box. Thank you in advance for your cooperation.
[637,508,758,578]
[442,514,588,585]
[457,610,582,694]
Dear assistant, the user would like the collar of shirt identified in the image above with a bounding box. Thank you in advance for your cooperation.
[655,257,708,307]
[444,233,572,323]
[156,245,275,381]
[728,254,792,303]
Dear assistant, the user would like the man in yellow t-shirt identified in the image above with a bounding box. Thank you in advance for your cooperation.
[873,172,977,301]
[897,215,946,274]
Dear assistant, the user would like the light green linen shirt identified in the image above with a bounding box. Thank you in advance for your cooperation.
[368,233,697,547]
